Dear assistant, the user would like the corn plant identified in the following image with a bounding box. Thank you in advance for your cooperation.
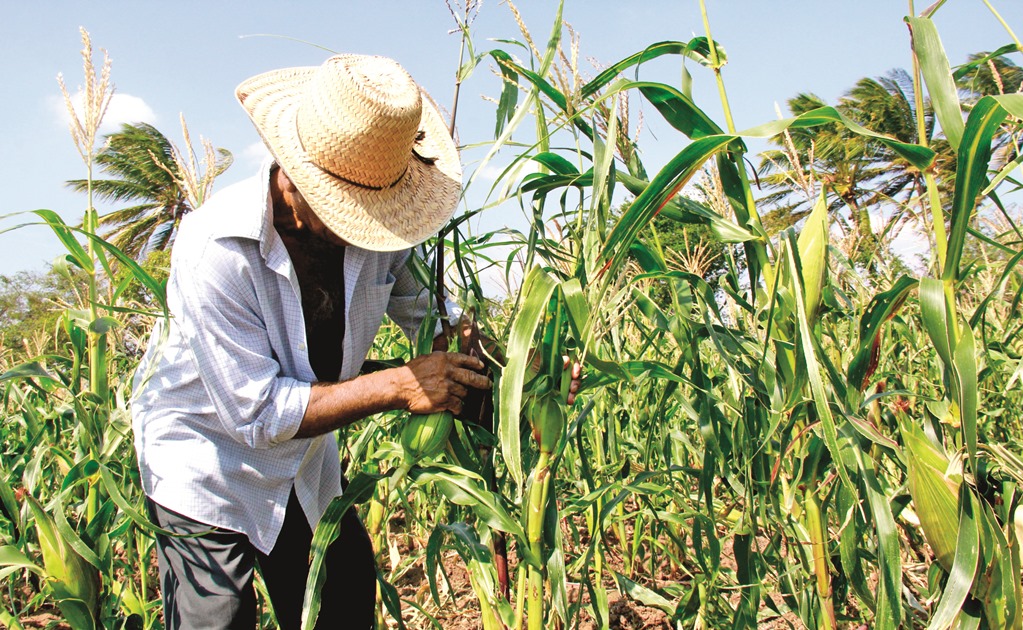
[0,28,228,630]
[357,1,1023,628]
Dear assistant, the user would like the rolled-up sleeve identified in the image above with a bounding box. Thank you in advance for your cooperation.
[175,238,310,449]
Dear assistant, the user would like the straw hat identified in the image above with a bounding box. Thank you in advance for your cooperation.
[236,54,461,251]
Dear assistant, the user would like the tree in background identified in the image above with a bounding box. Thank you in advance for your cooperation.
[757,70,936,269]
[66,121,232,260]
[0,265,85,357]
[757,53,1021,271]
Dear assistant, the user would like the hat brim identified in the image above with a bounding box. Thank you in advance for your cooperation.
[236,60,462,251]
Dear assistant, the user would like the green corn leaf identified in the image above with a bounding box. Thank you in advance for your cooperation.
[615,171,757,243]
[0,362,60,387]
[906,16,965,151]
[500,266,558,486]
[600,135,738,275]
[432,522,516,629]
[31,210,91,270]
[530,152,580,176]
[0,545,43,576]
[919,277,956,369]
[51,497,103,572]
[952,43,1020,81]
[580,40,711,99]
[902,422,960,571]
[488,49,519,138]
[52,598,95,630]
[740,106,935,171]
[614,572,675,616]
[796,191,829,322]
[302,472,381,630]
[953,323,978,476]
[558,278,591,346]
[919,277,979,471]
[927,487,980,630]
[96,465,178,537]
[87,316,120,334]
[847,275,918,393]
[590,94,618,222]
[411,465,529,546]
[856,450,903,629]
[376,574,408,630]
[944,95,1012,281]
[635,82,724,139]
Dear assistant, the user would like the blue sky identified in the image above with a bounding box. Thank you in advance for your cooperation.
[1,0,1019,279]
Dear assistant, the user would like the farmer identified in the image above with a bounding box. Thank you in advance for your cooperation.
[130,54,493,629]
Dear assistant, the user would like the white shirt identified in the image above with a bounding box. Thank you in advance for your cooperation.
[131,160,438,554]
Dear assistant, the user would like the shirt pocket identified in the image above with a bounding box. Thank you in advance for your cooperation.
[345,273,396,376]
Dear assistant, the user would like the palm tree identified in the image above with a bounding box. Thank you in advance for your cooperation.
[757,70,943,267]
[66,122,232,260]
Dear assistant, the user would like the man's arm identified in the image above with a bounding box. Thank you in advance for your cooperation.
[294,351,490,438]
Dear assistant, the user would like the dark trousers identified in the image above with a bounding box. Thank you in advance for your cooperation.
[148,490,376,629]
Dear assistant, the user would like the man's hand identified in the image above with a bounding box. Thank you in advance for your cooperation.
[565,358,582,406]
[399,351,492,416]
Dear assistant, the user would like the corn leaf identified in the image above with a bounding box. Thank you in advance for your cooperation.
[600,135,737,275]
[500,266,558,486]
[634,82,723,139]
[30,210,91,270]
[580,40,713,99]
[944,96,1011,281]
[430,522,516,629]
[906,16,965,151]
[847,276,918,393]
[927,487,980,630]
[0,545,43,576]
[740,106,935,172]
[856,450,903,629]
[302,472,381,630]
[411,465,529,546]
[614,572,675,616]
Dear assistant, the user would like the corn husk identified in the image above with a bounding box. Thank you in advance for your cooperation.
[901,423,961,572]
[26,496,99,629]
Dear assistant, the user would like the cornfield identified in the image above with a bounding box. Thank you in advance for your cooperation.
[2,2,1023,629]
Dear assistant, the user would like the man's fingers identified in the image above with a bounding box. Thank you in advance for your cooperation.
[455,367,491,390]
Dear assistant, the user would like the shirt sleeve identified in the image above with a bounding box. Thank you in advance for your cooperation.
[173,237,310,449]
[386,249,461,346]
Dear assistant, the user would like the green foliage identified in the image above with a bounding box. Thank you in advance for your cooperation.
[66,122,232,260]
[0,266,84,356]
[4,7,1023,630]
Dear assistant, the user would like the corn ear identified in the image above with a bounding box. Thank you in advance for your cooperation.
[391,411,454,491]
[527,392,564,455]
[901,422,961,572]
[25,496,99,629]
[401,411,455,461]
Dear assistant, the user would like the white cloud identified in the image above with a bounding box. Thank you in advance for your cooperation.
[52,91,157,135]
[242,141,271,168]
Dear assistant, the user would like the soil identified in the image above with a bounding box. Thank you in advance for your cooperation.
[15,497,939,629]
[381,505,808,630]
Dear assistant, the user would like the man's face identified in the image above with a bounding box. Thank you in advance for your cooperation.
[277,167,349,247]
[293,192,349,247]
